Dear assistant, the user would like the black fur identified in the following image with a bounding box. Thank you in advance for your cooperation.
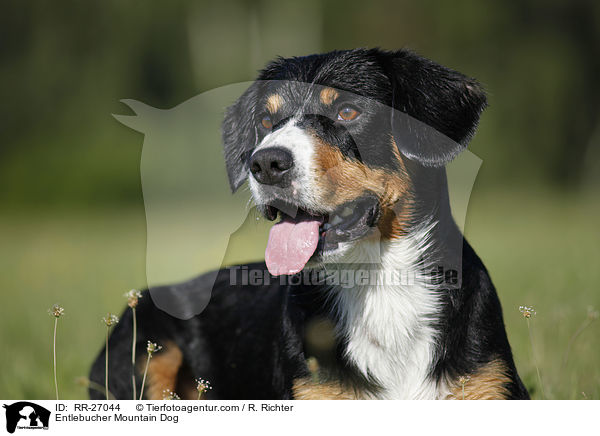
[90,48,528,400]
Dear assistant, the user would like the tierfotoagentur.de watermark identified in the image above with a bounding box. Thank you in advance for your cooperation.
[227,264,460,289]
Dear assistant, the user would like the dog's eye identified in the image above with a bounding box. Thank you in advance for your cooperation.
[261,115,273,129]
[337,107,360,121]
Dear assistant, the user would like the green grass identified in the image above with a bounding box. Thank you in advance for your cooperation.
[464,187,600,399]
[0,187,598,399]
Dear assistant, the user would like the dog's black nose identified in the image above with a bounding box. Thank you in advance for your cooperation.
[250,147,294,185]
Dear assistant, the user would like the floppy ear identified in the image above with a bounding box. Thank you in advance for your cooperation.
[384,50,487,167]
[222,85,259,192]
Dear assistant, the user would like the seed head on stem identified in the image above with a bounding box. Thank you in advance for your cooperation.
[124,290,142,400]
[48,304,64,400]
[519,305,545,399]
[146,341,162,355]
[458,375,471,400]
[102,313,119,400]
[48,304,65,319]
[519,306,536,319]
[102,313,119,327]
[139,341,162,400]
[162,389,180,400]
[196,378,212,400]
[124,289,142,309]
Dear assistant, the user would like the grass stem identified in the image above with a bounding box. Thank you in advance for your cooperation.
[53,318,59,400]
[526,318,546,399]
[101,313,119,400]
[131,307,137,400]
[562,317,595,370]
[139,342,161,400]
[139,354,151,400]
[76,377,116,400]
[105,327,109,400]
[48,304,64,400]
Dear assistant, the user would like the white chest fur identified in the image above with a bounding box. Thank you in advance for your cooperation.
[326,225,450,399]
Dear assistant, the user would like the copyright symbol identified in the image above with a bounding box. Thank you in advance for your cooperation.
[136,404,144,411]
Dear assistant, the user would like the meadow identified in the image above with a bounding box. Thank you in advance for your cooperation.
[0,186,598,400]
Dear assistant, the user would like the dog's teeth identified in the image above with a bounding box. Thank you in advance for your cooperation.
[341,206,353,217]
[330,215,343,226]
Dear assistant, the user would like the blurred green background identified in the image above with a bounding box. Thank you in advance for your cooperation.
[1,0,599,400]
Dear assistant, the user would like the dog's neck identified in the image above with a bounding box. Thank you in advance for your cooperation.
[325,176,460,399]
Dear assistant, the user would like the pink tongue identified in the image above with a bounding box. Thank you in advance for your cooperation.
[265,218,321,276]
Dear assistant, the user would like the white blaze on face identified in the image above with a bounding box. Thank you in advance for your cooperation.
[249,119,328,276]
[248,119,321,211]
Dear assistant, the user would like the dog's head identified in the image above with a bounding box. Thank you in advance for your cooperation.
[223,49,486,276]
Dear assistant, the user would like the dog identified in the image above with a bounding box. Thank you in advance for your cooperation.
[90,48,529,400]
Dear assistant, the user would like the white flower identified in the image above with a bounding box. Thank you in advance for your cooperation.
[196,378,212,394]
[48,304,65,318]
[519,306,536,319]
[146,341,162,355]
[102,313,119,326]
[124,289,142,308]
[162,389,180,400]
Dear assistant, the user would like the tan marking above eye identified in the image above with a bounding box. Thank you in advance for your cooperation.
[266,94,284,114]
[320,87,339,106]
